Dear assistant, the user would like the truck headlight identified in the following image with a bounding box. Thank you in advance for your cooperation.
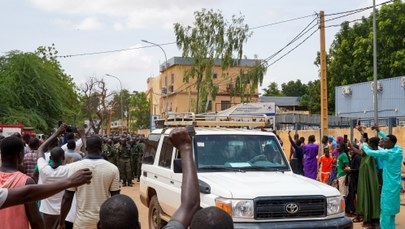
[326,196,345,215]
[215,198,254,218]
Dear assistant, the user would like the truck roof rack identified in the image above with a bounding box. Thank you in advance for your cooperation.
[157,112,271,128]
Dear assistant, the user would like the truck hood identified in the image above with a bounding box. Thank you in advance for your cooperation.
[198,171,340,198]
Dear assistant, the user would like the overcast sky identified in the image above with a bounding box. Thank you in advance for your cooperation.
[0,0,388,94]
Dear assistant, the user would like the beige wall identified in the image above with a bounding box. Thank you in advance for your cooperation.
[147,76,162,115]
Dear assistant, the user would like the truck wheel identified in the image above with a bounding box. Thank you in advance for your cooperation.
[149,195,164,229]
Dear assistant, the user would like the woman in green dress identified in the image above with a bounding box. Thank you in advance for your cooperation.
[349,127,380,228]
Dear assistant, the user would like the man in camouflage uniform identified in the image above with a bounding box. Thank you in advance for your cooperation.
[117,137,133,186]
[135,136,146,182]
[129,138,138,182]
[103,138,117,166]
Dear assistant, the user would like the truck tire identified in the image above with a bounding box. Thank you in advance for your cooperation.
[149,195,164,229]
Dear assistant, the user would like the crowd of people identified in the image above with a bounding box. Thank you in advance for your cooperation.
[1,121,404,229]
[288,125,404,229]
[0,125,233,229]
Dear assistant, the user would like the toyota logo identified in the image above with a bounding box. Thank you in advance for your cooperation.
[285,203,299,214]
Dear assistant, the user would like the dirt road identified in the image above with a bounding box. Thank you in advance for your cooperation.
[121,183,405,229]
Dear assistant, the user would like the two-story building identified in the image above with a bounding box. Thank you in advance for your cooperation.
[146,57,262,116]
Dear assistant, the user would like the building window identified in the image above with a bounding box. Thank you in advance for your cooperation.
[207,100,212,111]
[212,73,218,79]
[165,76,168,86]
[221,100,231,110]
[171,73,175,84]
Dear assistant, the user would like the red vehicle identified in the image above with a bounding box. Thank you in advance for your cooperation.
[0,124,36,137]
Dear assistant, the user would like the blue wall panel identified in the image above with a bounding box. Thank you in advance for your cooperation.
[335,76,405,118]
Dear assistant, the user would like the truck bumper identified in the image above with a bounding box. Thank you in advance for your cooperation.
[234,217,353,229]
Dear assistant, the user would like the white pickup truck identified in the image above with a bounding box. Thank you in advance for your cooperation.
[140,125,352,229]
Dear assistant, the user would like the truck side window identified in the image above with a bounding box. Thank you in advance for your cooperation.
[143,134,160,164]
[158,137,174,168]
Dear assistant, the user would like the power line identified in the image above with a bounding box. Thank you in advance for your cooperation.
[325,8,369,22]
[55,1,394,59]
[324,0,393,16]
[57,14,318,59]
[324,0,393,25]
[266,27,319,68]
[325,18,364,28]
[250,14,316,30]
[263,18,318,63]
[57,42,176,58]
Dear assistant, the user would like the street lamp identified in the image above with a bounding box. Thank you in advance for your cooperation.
[141,39,169,116]
[105,74,124,134]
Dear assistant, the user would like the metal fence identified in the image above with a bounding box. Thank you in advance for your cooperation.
[275,114,405,132]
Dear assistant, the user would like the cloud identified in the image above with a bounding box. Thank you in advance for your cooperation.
[113,23,124,31]
[76,17,103,30]
[80,44,151,73]
[30,0,222,30]
[124,7,190,29]
[51,18,74,29]
[51,17,103,31]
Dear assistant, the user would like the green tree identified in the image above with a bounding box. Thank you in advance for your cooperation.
[262,82,282,96]
[281,80,308,96]
[299,80,320,114]
[0,47,79,133]
[318,0,405,112]
[129,91,150,130]
[174,9,253,113]
[231,63,267,103]
[111,89,131,125]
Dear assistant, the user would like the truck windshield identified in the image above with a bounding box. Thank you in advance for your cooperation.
[194,134,289,172]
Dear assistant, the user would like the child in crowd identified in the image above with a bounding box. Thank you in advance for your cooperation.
[318,146,334,184]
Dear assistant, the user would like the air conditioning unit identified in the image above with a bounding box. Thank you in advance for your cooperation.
[401,77,405,88]
[370,81,383,92]
[341,86,352,96]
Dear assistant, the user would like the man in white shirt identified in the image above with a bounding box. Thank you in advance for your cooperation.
[59,135,120,229]
[37,124,71,229]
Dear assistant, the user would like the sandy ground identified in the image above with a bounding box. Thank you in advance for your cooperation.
[121,182,405,229]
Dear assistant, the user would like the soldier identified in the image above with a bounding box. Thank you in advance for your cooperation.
[129,138,138,181]
[135,136,145,182]
[104,138,117,166]
[117,137,133,187]
[102,137,109,158]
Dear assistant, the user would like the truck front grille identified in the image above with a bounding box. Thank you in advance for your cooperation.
[255,196,326,219]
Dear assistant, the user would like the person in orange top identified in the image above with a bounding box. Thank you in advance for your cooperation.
[0,136,44,229]
[318,146,335,184]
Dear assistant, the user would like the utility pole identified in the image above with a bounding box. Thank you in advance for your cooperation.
[319,11,329,138]
[372,0,379,128]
